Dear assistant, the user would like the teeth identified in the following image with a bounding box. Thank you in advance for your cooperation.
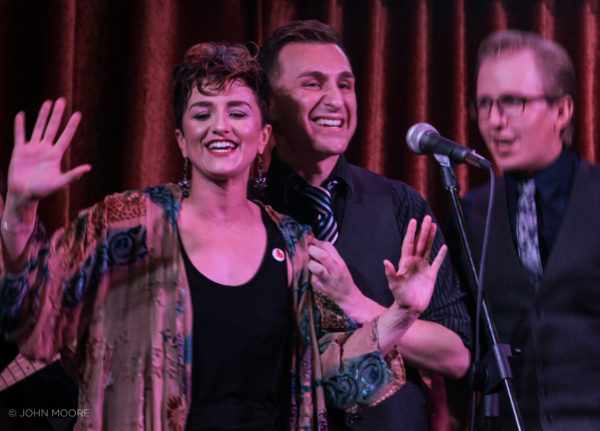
[315,118,342,127]
[496,139,513,146]
[207,141,236,151]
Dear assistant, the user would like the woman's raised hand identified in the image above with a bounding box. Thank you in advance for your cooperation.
[383,216,447,317]
[8,98,91,202]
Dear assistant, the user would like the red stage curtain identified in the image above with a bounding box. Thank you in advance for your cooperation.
[2,2,598,429]
[1,0,598,231]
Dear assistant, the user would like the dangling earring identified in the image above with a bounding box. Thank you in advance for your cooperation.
[178,157,191,198]
[252,153,267,193]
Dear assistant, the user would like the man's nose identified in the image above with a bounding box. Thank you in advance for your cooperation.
[488,100,508,127]
[322,83,343,109]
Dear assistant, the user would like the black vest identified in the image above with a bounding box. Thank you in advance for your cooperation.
[466,160,600,430]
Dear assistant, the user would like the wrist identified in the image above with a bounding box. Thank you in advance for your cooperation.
[379,302,420,331]
[4,192,38,217]
[2,193,38,234]
[1,218,34,235]
[376,304,419,355]
[340,286,384,324]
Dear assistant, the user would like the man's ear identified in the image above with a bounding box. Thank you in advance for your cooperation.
[555,94,574,133]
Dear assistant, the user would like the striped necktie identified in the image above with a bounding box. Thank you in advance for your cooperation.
[516,179,543,284]
[296,179,339,243]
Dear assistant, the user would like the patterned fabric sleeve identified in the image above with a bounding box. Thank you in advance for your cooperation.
[312,292,405,413]
[0,190,148,363]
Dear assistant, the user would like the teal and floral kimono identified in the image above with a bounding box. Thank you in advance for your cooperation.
[0,184,404,430]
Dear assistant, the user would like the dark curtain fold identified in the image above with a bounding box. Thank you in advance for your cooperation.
[1,0,599,232]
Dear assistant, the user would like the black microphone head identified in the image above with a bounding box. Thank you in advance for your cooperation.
[406,122,439,154]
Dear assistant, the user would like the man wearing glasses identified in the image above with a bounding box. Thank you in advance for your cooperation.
[457,29,600,430]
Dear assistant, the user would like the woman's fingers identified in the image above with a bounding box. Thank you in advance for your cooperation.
[430,244,448,275]
[423,222,437,261]
[30,100,53,143]
[415,215,432,256]
[55,111,82,153]
[42,98,67,144]
[56,164,92,190]
[383,259,397,279]
[16,99,75,149]
[14,111,25,146]
[399,218,417,266]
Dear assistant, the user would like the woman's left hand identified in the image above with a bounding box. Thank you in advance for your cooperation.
[383,216,447,317]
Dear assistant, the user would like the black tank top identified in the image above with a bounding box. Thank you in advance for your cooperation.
[182,207,289,430]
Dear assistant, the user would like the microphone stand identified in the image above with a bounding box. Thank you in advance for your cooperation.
[434,154,524,431]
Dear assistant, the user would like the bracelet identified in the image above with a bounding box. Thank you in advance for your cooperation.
[1,218,34,235]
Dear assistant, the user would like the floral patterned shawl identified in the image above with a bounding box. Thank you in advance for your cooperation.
[0,184,404,430]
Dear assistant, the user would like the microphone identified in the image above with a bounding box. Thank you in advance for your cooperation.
[406,122,492,169]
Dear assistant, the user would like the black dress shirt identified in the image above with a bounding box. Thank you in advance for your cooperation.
[504,147,577,264]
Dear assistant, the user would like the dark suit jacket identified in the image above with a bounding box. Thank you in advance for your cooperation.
[464,159,600,430]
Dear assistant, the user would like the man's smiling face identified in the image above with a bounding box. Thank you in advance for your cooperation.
[270,42,357,164]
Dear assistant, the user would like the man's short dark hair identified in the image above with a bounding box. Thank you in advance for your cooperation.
[477,30,576,146]
[259,20,347,84]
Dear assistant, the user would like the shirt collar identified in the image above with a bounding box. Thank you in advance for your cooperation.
[267,149,352,203]
[505,146,578,197]
[533,146,577,194]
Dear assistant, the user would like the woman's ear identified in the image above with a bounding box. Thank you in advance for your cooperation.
[258,124,272,154]
[175,129,188,158]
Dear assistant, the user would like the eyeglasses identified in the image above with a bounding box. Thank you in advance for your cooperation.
[469,94,557,121]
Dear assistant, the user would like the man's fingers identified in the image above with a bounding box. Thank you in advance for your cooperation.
[308,236,326,246]
[309,273,325,293]
[308,241,341,269]
[309,237,338,254]
[308,244,327,262]
[30,100,53,143]
[308,258,327,278]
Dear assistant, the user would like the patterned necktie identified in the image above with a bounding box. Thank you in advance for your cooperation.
[296,179,339,243]
[515,179,543,284]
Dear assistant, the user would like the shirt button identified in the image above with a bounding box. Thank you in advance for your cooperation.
[348,414,362,424]
[536,306,543,319]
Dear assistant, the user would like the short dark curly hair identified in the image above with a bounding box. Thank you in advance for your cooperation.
[172,42,270,130]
